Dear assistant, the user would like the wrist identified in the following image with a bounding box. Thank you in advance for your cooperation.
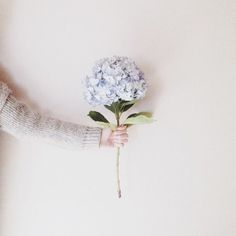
[100,128,112,147]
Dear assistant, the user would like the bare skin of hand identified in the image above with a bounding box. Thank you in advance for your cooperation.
[100,125,128,148]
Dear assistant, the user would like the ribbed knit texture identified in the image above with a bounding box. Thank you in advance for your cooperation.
[0,82,102,149]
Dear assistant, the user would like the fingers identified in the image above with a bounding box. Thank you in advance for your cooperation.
[113,130,127,136]
[113,125,127,135]
[100,125,129,148]
[110,125,128,148]
[112,127,128,141]
[112,133,128,139]
[116,125,127,131]
[111,137,128,144]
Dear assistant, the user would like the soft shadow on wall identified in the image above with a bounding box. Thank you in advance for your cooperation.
[138,60,161,113]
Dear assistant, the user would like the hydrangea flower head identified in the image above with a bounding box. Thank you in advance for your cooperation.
[84,56,147,106]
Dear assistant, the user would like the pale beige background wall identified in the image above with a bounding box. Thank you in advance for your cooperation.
[0,0,236,235]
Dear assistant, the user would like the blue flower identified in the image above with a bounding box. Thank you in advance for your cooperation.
[84,56,147,106]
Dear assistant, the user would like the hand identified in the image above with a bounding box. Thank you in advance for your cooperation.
[100,125,128,148]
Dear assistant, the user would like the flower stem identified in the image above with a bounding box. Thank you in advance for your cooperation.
[115,111,122,198]
[116,146,121,198]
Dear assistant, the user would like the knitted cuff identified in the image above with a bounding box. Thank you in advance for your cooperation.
[82,126,102,149]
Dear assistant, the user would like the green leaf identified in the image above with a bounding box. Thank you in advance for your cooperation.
[127,112,152,119]
[120,100,137,112]
[121,100,138,106]
[104,101,120,114]
[95,121,116,130]
[104,104,115,113]
[104,100,138,114]
[88,111,109,123]
[124,112,155,125]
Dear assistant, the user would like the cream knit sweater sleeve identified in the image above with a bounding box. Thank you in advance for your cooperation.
[0,82,102,149]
